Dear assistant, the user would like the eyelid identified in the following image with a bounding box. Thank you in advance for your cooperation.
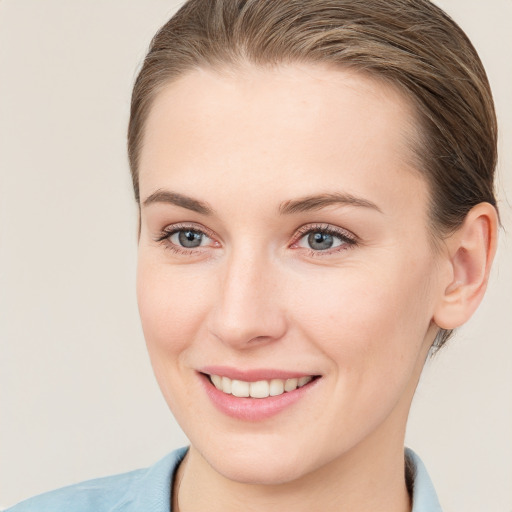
[158,222,216,238]
[293,223,357,240]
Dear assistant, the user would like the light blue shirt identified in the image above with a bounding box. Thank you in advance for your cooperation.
[5,447,442,511]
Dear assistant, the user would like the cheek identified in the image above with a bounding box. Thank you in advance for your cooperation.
[291,258,435,374]
[136,257,211,362]
[287,261,436,444]
[136,257,217,423]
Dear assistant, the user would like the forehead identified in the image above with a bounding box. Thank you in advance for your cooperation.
[139,63,427,217]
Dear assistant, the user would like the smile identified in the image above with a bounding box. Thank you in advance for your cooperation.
[200,368,321,420]
[209,374,314,398]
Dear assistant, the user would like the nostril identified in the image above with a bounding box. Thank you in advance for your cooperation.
[208,319,287,349]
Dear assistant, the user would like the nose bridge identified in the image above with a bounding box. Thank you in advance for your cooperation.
[209,244,287,348]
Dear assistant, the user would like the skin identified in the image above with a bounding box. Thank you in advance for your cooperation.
[135,64,497,512]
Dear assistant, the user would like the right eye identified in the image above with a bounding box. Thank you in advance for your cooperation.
[155,223,220,255]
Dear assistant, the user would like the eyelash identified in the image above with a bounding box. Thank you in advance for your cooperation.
[154,222,358,256]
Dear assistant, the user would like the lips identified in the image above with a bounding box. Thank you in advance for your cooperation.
[199,367,320,421]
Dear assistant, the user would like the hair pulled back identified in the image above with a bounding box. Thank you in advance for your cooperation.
[128,0,498,348]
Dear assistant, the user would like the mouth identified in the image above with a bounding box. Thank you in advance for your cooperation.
[198,367,321,420]
[206,373,317,398]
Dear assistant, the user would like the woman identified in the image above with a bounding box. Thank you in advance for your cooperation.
[3,0,504,510]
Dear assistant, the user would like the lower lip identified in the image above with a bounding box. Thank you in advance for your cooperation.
[200,373,320,421]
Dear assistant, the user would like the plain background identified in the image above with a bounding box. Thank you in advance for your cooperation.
[0,1,510,510]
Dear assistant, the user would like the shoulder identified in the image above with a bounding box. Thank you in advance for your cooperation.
[406,447,443,512]
[5,470,142,512]
[4,447,188,512]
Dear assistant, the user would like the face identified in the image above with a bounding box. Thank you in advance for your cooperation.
[137,64,443,485]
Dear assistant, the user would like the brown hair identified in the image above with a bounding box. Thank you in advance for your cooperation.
[128,0,498,348]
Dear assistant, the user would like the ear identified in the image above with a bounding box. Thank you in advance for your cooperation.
[433,202,498,330]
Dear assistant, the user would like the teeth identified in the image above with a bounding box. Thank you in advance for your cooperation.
[298,376,313,387]
[269,379,284,396]
[209,374,315,398]
[231,380,250,397]
[284,377,298,392]
[211,374,222,389]
[249,380,269,398]
[221,376,232,394]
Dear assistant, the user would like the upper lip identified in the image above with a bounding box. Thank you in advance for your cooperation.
[199,366,318,382]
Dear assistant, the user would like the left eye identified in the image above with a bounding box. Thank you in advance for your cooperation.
[297,230,347,251]
[169,229,211,248]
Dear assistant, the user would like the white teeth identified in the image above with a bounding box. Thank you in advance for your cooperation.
[209,374,315,398]
[269,379,284,396]
[231,379,250,397]
[284,377,298,392]
[249,380,269,398]
[221,376,232,394]
[210,374,222,390]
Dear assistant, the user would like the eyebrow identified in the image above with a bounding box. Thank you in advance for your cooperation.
[142,190,213,215]
[141,189,381,216]
[279,193,382,215]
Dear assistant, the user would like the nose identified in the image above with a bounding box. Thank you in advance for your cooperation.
[208,249,288,349]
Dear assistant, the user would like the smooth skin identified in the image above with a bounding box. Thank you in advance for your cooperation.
[136,64,497,512]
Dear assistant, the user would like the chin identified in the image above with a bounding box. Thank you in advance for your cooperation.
[210,454,308,485]
[195,435,323,485]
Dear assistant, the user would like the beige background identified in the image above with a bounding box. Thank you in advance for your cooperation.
[0,1,510,510]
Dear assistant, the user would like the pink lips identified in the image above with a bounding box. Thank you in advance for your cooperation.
[198,366,320,421]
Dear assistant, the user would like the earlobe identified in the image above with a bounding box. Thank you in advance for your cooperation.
[433,202,498,330]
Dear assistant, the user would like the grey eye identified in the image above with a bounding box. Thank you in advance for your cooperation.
[297,229,347,251]
[307,232,335,250]
[170,230,206,248]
